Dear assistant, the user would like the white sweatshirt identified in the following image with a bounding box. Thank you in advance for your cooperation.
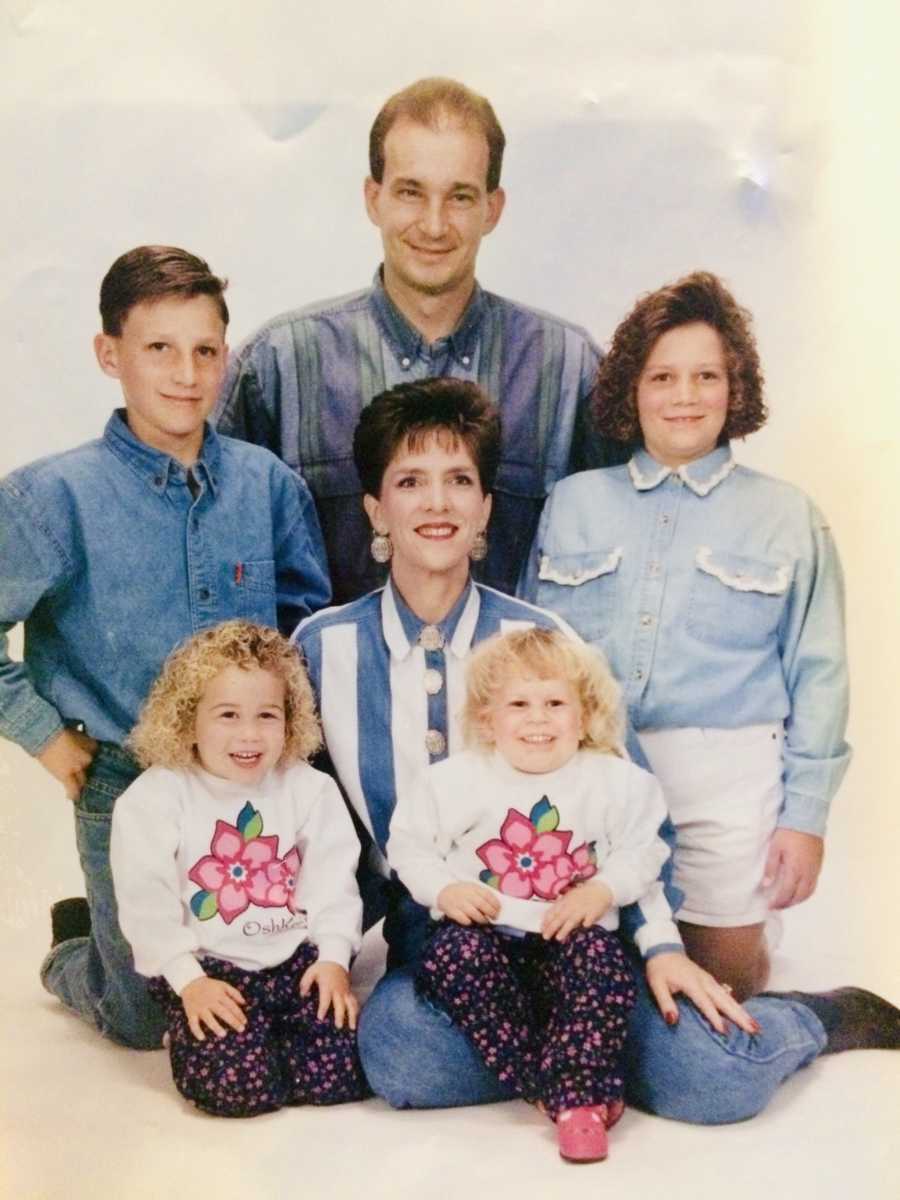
[110,762,362,994]
[388,748,678,950]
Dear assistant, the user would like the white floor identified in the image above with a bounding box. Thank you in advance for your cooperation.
[3,746,899,1200]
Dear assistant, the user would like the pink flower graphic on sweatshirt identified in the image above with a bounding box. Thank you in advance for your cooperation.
[188,802,301,924]
[255,846,302,913]
[477,798,598,901]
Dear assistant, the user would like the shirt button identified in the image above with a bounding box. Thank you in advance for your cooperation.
[192,518,199,531]
[419,625,445,651]
[640,614,653,628]
[154,476,164,487]
[461,355,471,366]
[660,514,670,526]
[649,562,660,577]
[198,587,210,601]
[401,356,411,369]
[633,668,644,681]
[423,668,443,695]
[425,729,446,756]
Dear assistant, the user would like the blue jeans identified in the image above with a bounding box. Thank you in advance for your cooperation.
[358,961,827,1124]
[40,743,165,1050]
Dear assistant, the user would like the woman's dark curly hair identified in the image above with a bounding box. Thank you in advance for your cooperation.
[593,271,767,444]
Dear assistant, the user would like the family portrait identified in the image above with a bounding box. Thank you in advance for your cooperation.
[2,3,897,1198]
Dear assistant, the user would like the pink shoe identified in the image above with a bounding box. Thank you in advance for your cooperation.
[557,1106,609,1163]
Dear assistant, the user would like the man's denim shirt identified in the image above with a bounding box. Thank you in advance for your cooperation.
[0,411,330,755]
[520,445,851,837]
[216,268,629,604]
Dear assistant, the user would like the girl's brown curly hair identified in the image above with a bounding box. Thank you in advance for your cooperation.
[127,621,321,770]
[462,627,624,757]
[593,271,767,444]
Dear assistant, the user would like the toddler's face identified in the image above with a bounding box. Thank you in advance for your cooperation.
[194,665,286,784]
[481,674,584,774]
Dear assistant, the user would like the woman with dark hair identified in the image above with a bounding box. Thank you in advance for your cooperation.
[295,372,897,1127]
[522,271,850,1001]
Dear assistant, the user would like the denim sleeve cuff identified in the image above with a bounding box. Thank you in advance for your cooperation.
[3,694,65,757]
[777,792,829,837]
[313,936,354,971]
[163,954,206,996]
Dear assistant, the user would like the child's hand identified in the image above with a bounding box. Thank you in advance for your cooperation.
[645,952,761,1037]
[180,976,247,1041]
[541,880,613,941]
[763,829,824,909]
[437,882,501,926]
[299,960,359,1030]
[37,728,98,800]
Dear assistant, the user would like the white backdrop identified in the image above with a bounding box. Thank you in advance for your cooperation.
[2,0,898,1078]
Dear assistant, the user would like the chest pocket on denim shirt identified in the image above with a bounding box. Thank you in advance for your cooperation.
[687,546,791,650]
[234,559,277,622]
[536,548,623,643]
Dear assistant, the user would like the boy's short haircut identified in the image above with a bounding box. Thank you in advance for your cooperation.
[127,620,321,770]
[369,77,506,193]
[463,627,625,756]
[353,377,501,498]
[99,245,229,336]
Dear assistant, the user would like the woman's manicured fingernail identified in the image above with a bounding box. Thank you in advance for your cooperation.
[665,1011,678,1025]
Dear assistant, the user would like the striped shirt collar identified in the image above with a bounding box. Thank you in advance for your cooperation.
[369,267,485,364]
[628,444,736,497]
[381,578,481,661]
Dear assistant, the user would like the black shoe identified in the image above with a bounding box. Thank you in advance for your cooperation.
[761,987,900,1054]
[50,898,91,947]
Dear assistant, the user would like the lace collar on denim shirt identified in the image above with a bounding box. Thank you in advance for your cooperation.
[381,577,481,662]
[103,408,222,496]
[369,267,484,367]
[628,444,735,498]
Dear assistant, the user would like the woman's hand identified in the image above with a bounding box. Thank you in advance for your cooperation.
[180,976,247,1041]
[437,882,501,925]
[299,960,359,1030]
[645,952,761,1036]
[763,829,824,909]
[541,881,614,941]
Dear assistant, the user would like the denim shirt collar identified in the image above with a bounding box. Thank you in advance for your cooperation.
[628,443,735,498]
[103,409,222,497]
[381,577,481,661]
[368,267,485,365]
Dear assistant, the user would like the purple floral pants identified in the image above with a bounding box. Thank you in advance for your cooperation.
[417,923,637,1120]
[149,942,370,1117]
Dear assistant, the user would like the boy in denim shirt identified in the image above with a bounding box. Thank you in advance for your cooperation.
[0,246,331,1048]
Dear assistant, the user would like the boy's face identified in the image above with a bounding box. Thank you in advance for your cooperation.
[481,674,584,775]
[94,294,227,466]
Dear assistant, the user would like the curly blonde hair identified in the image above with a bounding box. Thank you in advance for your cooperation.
[462,628,624,757]
[127,621,321,770]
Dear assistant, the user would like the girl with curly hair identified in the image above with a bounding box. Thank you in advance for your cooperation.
[388,627,673,1162]
[522,272,851,1002]
[110,620,369,1117]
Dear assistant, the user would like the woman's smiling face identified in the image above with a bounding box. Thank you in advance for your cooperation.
[364,432,492,596]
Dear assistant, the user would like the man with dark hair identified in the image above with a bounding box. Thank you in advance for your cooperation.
[216,77,627,605]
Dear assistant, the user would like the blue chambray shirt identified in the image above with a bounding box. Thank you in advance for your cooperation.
[520,445,851,837]
[216,269,629,604]
[0,411,330,755]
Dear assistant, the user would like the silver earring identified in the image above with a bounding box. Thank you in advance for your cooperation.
[371,531,392,563]
[470,530,488,562]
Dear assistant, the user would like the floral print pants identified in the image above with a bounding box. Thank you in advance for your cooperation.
[149,942,369,1117]
[417,923,637,1120]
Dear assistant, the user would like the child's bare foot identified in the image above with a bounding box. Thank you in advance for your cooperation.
[557,1107,609,1163]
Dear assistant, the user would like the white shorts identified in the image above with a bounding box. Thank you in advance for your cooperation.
[637,724,784,927]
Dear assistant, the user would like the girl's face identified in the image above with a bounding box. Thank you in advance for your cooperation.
[363,432,492,598]
[194,665,286,784]
[481,674,584,775]
[636,321,729,468]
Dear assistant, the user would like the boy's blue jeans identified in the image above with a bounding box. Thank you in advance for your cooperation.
[358,955,828,1125]
[40,743,165,1050]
